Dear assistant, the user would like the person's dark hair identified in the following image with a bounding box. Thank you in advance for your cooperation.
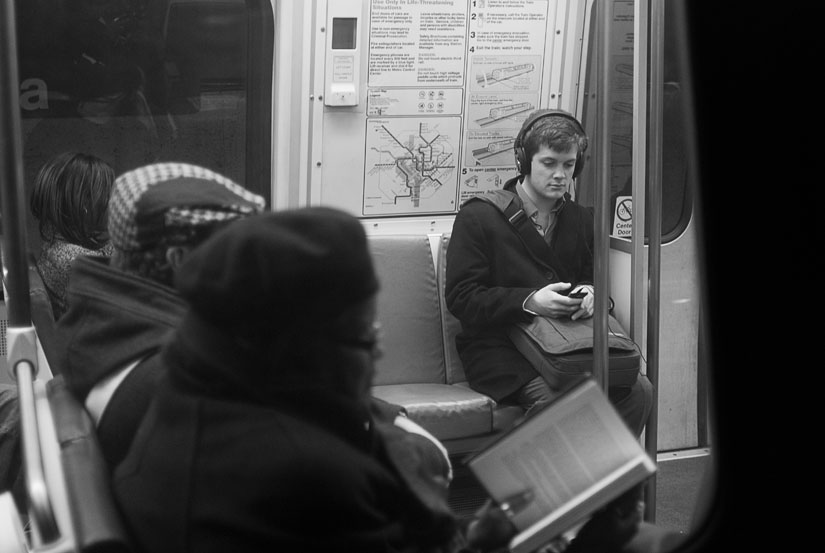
[29,151,115,250]
[522,115,589,168]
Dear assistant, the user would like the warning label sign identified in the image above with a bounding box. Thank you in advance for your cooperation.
[612,195,632,238]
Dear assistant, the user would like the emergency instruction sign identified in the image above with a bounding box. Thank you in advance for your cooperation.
[361,0,572,216]
[318,0,587,217]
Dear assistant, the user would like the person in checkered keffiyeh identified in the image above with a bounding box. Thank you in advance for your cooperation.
[55,162,266,469]
[107,162,267,286]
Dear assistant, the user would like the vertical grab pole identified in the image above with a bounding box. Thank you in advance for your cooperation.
[0,0,59,542]
[643,0,665,521]
[592,0,612,390]
[631,1,649,359]
[0,0,31,312]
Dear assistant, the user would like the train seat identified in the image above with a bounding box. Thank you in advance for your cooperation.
[47,376,132,552]
[368,234,523,455]
[0,372,132,552]
[373,382,493,441]
[436,234,524,437]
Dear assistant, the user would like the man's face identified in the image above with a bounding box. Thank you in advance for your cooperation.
[523,144,579,204]
[330,297,382,405]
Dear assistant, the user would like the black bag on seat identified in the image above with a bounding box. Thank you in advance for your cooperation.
[508,314,640,388]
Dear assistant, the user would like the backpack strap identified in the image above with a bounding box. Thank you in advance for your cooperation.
[468,190,560,274]
[468,190,614,312]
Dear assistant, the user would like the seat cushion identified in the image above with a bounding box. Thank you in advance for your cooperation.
[372,383,494,441]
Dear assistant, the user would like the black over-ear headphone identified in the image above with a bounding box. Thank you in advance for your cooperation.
[513,109,587,177]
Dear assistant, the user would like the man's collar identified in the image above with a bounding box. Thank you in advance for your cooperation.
[516,181,539,218]
[516,180,566,215]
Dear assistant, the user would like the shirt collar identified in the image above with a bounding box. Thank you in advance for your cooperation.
[516,179,566,217]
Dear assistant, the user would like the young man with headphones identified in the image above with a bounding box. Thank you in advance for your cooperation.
[445,109,653,435]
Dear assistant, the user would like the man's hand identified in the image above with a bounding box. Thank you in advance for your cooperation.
[525,282,583,318]
[466,489,534,552]
[569,285,594,320]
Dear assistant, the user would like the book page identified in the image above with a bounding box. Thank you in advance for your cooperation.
[467,380,654,536]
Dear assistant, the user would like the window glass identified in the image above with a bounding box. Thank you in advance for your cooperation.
[15,0,272,253]
[576,0,691,243]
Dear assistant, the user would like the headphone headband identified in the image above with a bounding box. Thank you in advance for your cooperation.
[513,109,587,177]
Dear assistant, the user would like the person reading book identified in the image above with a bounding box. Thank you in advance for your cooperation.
[466,378,686,553]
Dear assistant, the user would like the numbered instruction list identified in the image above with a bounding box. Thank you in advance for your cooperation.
[364,0,553,216]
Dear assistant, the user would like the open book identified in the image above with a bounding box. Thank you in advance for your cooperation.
[465,378,656,553]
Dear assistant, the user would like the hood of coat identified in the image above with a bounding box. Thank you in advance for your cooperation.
[57,255,187,401]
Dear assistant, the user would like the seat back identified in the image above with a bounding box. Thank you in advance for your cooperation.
[368,235,447,386]
[435,233,467,385]
[0,371,133,552]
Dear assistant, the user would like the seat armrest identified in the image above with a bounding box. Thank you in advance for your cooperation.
[47,377,133,552]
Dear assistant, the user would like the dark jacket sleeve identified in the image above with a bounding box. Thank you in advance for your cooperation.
[445,203,537,330]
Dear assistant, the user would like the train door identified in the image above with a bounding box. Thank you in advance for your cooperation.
[573,0,705,451]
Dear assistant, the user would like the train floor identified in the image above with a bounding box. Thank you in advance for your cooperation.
[447,447,712,538]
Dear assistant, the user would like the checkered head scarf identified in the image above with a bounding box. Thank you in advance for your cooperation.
[108,163,266,252]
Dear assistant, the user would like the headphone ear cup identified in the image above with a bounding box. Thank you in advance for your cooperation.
[573,155,583,179]
[514,145,529,175]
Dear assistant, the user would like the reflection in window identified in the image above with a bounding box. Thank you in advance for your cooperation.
[576,0,690,243]
[16,0,272,254]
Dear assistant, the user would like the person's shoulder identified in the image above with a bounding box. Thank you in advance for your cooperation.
[38,240,86,267]
[565,197,594,218]
[61,254,119,293]
[460,188,518,213]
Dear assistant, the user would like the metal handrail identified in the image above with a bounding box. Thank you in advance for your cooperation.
[592,0,613,390]
[642,0,665,521]
[593,0,665,523]
[12,355,59,541]
[1,0,61,543]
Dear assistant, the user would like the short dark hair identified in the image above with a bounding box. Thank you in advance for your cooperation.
[29,152,115,250]
[522,115,589,169]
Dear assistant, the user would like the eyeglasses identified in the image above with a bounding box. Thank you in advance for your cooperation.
[335,322,383,355]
